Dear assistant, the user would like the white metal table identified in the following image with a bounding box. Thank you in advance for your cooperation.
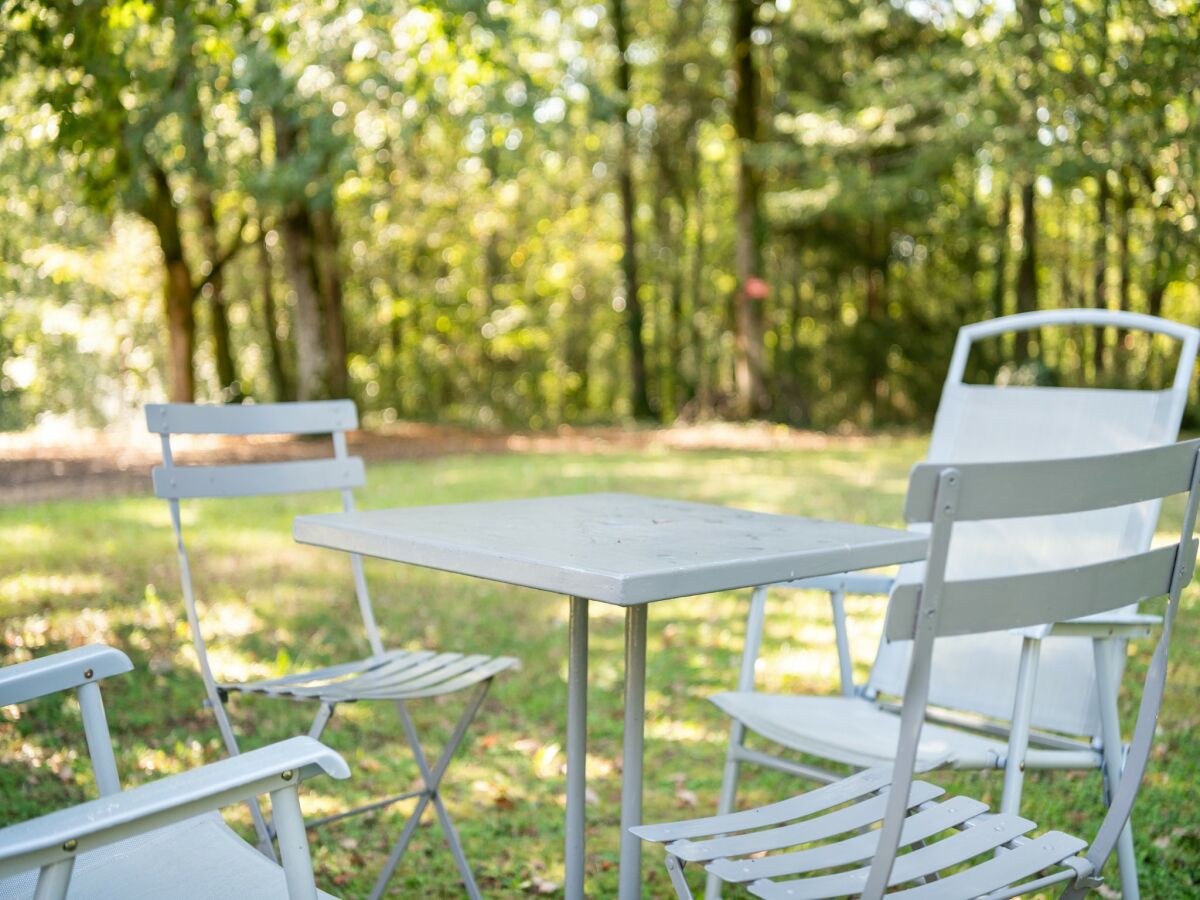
[293,492,927,899]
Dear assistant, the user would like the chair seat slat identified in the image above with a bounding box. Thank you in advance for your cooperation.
[222,651,517,702]
[632,768,893,844]
[706,797,990,882]
[668,782,942,862]
[746,812,1040,900]
[886,831,1087,899]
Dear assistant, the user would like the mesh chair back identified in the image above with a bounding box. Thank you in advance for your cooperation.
[867,311,1198,736]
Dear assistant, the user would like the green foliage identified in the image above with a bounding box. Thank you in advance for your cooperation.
[0,0,1198,429]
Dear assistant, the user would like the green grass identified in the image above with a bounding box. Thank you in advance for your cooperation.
[2,437,1199,897]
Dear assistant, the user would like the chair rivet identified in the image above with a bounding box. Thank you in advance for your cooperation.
[63,839,77,852]
[281,769,295,781]
[83,668,94,679]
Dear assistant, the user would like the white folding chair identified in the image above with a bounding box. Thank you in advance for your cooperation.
[0,644,349,899]
[713,310,1199,899]
[637,438,1200,899]
[145,401,519,899]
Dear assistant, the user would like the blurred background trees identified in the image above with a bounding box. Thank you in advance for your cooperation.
[1,0,1197,432]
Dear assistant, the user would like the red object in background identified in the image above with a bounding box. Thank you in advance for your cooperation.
[744,276,770,300]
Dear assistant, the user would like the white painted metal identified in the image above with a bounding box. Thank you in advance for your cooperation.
[145,400,358,435]
[145,400,519,894]
[0,647,348,900]
[883,541,1188,641]
[565,596,589,900]
[293,493,927,606]
[151,458,366,499]
[619,604,649,900]
[0,645,128,800]
[904,440,1200,523]
[270,786,320,900]
[0,645,132,707]
[76,682,120,798]
[639,440,1200,898]
[0,736,349,876]
[296,494,926,900]
[715,310,1199,898]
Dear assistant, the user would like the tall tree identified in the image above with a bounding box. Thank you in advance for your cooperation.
[609,0,653,418]
[730,0,768,416]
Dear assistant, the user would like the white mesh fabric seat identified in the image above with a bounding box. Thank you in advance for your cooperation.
[145,401,519,900]
[714,311,1200,900]
[636,441,1200,899]
[709,693,1006,771]
[0,815,338,900]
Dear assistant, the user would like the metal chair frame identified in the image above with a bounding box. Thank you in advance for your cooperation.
[637,438,1200,899]
[0,644,349,900]
[146,401,518,899]
[715,310,1199,899]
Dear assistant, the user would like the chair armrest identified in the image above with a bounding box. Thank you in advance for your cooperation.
[0,645,133,708]
[0,736,350,879]
[1043,613,1162,640]
[774,572,896,595]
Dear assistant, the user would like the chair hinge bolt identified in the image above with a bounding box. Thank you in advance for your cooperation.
[84,669,94,679]
[63,839,77,852]
[281,770,295,781]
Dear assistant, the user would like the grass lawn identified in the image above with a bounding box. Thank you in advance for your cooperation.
[2,435,1198,897]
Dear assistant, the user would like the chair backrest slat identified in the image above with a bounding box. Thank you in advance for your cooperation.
[904,440,1200,524]
[146,401,358,436]
[885,541,1191,642]
[152,458,366,500]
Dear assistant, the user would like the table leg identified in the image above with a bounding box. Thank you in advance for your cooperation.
[566,596,589,900]
[618,604,648,900]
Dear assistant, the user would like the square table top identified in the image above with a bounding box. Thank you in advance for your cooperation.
[293,492,927,606]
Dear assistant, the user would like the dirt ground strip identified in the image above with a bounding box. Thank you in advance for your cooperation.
[0,420,873,506]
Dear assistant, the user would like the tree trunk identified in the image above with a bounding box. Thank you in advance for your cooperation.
[1092,173,1110,373]
[990,183,1011,321]
[258,228,293,401]
[1014,179,1038,360]
[198,189,240,401]
[143,166,196,403]
[280,206,329,401]
[731,0,767,417]
[274,111,330,401]
[1115,175,1132,366]
[689,172,708,412]
[311,206,349,398]
[609,0,653,419]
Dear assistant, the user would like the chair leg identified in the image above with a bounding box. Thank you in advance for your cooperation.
[369,681,492,900]
[666,854,695,900]
[308,701,336,740]
[271,783,319,900]
[214,690,277,860]
[829,586,855,698]
[703,721,747,900]
[1094,639,1140,900]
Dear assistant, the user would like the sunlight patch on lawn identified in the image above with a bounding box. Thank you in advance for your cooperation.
[0,522,55,550]
[0,570,112,603]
